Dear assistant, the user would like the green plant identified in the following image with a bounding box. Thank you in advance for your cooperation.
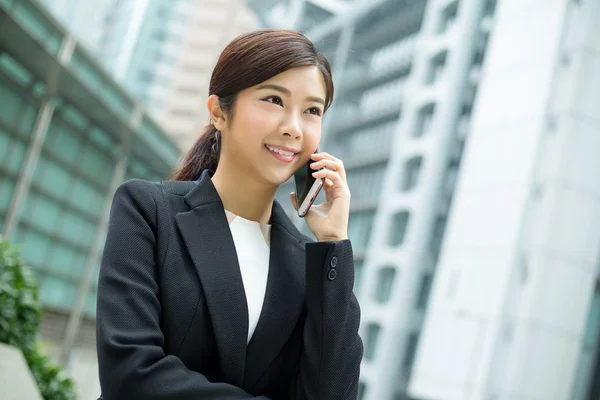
[0,237,77,400]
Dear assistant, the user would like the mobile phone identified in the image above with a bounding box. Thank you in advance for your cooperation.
[293,153,324,218]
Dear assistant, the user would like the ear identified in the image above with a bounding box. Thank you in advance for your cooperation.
[207,94,227,131]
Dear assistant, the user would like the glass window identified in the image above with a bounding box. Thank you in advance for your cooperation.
[484,0,497,16]
[329,120,396,160]
[79,145,114,186]
[84,288,97,317]
[0,180,14,212]
[48,243,78,276]
[364,323,381,361]
[373,266,397,303]
[28,193,61,233]
[348,210,376,250]
[16,101,38,136]
[354,259,364,295]
[0,127,11,163]
[38,275,77,311]
[438,1,459,34]
[89,127,118,154]
[389,211,410,246]
[360,77,407,115]
[414,103,436,138]
[430,215,447,260]
[401,156,423,191]
[48,119,83,166]
[70,180,104,219]
[358,382,367,400]
[369,35,416,77]
[4,138,26,174]
[444,159,459,194]
[347,164,387,201]
[416,273,433,309]
[456,105,472,139]
[0,74,23,127]
[60,212,87,246]
[403,333,419,370]
[34,157,72,200]
[425,51,448,84]
[21,228,51,267]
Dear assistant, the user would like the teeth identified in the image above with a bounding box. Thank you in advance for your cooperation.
[266,145,295,157]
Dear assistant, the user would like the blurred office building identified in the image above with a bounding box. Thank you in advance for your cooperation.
[37,0,113,52]
[39,0,257,152]
[249,0,600,399]
[1,0,182,397]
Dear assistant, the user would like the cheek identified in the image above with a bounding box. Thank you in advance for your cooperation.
[303,122,322,151]
[232,105,278,143]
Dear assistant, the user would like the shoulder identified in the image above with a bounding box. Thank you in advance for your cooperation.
[110,179,197,220]
[112,179,160,207]
[113,179,196,204]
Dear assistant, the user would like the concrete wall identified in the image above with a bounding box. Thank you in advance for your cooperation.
[0,343,42,400]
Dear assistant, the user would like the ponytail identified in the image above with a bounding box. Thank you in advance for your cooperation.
[169,124,221,181]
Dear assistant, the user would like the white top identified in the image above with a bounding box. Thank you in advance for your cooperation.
[224,210,271,344]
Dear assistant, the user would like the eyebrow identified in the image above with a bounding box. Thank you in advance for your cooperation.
[256,83,326,106]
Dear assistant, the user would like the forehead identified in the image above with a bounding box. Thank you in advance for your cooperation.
[257,66,327,98]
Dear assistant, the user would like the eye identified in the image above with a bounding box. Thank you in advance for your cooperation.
[306,107,322,116]
[263,96,283,106]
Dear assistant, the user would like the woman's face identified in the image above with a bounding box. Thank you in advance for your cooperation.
[218,66,327,187]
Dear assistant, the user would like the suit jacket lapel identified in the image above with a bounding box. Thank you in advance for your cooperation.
[243,201,306,390]
[175,170,248,387]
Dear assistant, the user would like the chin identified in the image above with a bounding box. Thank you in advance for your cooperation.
[262,168,294,187]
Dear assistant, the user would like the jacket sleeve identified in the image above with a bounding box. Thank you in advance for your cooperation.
[290,239,364,400]
[96,180,271,400]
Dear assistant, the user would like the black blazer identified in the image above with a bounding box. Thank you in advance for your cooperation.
[96,170,363,400]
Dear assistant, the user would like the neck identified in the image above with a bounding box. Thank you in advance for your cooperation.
[211,160,277,225]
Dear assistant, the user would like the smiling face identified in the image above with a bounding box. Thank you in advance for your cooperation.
[213,66,327,187]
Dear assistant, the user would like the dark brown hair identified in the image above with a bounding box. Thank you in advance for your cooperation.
[169,29,334,181]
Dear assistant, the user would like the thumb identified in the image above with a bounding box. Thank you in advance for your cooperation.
[290,192,298,210]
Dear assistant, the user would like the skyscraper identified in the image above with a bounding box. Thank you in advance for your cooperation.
[40,0,257,152]
[409,1,600,399]
[156,0,258,151]
[37,0,113,52]
[248,0,600,399]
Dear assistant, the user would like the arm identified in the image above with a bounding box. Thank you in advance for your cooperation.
[290,239,364,400]
[96,180,271,400]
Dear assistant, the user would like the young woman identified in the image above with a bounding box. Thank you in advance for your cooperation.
[96,29,363,400]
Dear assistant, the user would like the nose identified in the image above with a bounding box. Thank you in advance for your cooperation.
[281,112,302,139]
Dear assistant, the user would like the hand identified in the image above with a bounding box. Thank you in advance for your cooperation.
[290,152,350,242]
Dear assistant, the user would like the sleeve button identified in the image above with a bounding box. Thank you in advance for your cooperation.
[330,256,338,268]
[327,269,337,281]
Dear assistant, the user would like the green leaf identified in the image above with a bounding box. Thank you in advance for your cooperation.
[0,238,77,400]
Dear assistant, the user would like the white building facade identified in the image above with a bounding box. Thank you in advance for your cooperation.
[409,0,600,399]
[249,1,600,399]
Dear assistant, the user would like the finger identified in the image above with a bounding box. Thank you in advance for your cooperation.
[290,192,298,210]
[325,178,334,188]
[310,159,346,181]
[312,169,348,195]
[310,151,342,163]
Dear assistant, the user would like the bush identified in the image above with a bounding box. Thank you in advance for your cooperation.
[0,237,77,400]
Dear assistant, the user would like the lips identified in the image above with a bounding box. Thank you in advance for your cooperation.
[265,144,299,156]
[265,145,297,163]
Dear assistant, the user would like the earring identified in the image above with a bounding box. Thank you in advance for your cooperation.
[212,130,221,153]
